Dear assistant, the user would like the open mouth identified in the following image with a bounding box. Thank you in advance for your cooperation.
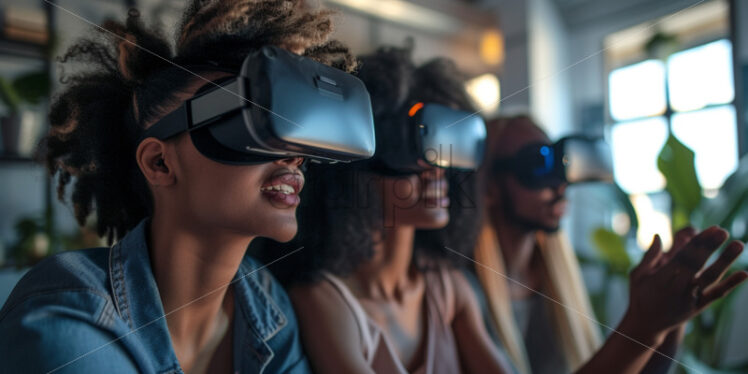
[261,171,304,207]
[422,178,449,207]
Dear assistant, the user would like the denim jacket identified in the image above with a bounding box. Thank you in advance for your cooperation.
[0,220,311,374]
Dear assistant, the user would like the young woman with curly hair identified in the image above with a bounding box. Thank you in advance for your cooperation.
[0,1,358,372]
[257,46,515,374]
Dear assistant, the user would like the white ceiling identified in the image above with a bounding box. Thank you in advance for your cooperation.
[468,0,709,29]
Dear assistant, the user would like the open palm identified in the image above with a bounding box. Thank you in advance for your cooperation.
[625,226,748,339]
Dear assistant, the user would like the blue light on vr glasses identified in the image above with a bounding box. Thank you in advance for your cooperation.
[532,145,554,177]
[494,135,613,189]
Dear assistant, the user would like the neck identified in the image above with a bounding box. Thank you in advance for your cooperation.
[490,207,538,280]
[353,225,416,300]
[148,209,248,351]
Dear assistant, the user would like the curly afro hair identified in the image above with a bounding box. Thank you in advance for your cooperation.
[40,0,357,244]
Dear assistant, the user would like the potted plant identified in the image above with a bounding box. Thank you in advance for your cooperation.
[0,69,50,157]
[7,216,50,267]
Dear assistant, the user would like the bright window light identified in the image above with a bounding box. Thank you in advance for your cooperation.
[611,117,669,194]
[668,39,734,112]
[326,0,461,34]
[609,60,666,121]
[630,194,673,251]
[671,105,738,191]
[465,73,500,115]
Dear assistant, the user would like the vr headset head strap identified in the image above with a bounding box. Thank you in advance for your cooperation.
[141,76,243,141]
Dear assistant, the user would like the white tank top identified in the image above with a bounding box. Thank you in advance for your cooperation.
[322,269,462,374]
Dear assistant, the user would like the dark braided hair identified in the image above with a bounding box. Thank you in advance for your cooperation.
[40,0,357,244]
[256,46,484,284]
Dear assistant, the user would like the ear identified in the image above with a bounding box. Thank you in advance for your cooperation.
[136,138,176,187]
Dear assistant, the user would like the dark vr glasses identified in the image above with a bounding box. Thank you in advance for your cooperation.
[371,102,486,175]
[493,135,613,189]
[142,46,376,164]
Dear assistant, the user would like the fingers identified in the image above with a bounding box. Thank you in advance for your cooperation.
[638,235,663,270]
[665,226,698,262]
[699,271,748,307]
[696,241,744,290]
[671,226,729,274]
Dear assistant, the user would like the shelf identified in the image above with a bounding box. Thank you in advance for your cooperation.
[0,38,45,59]
[0,154,40,164]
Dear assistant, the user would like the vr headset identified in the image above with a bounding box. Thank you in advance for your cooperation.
[371,102,486,175]
[142,46,376,164]
[493,135,613,189]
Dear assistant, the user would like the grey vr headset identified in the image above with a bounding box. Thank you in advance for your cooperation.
[142,46,376,164]
[493,135,614,189]
[371,102,487,175]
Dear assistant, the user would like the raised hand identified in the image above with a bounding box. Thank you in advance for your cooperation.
[576,227,747,374]
[622,226,748,345]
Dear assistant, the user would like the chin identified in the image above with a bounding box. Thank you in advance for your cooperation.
[268,226,298,243]
[514,214,561,233]
[417,211,450,229]
[262,215,298,242]
[539,221,561,233]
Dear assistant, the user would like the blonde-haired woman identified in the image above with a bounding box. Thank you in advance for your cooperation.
[471,115,747,374]
[474,227,601,374]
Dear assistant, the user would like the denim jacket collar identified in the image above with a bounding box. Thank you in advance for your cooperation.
[107,219,288,373]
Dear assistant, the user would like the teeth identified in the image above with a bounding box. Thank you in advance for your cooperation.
[279,184,294,194]
[423,189,444,199]
[261,184,295,195]
[423,181,446,199]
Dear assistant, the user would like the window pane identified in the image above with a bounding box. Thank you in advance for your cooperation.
[671,105,738,191]
[668,39,734,112]
[611,117,669,194]
[609,60,666,121]
[631,193,672,250]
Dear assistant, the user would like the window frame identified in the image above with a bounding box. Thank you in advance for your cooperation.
[605,36,739,195]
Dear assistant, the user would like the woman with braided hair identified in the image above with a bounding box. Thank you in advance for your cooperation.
[0,1,358,372]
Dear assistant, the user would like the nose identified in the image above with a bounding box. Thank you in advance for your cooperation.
[420,165,445,181]
[416,159,445,180]
[274,156,304,168]
[432,166,446,179]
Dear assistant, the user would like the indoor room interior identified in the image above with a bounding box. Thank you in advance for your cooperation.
[0,0,746,373]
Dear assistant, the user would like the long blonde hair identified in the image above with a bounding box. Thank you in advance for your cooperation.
[474,223,602,373]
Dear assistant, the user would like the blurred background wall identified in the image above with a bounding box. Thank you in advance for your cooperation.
[0,0,746,372]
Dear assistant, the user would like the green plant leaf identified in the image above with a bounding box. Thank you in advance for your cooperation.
[612,184,639,232]
[698,154,748,229]
[591,228,631,275]
[10,217,44,266]
[680,350,747,374]
[672,205,692,234]
[12,71,50,105]
[658,134,702,228]
[0,76,21,112]
[645,31,680,60]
